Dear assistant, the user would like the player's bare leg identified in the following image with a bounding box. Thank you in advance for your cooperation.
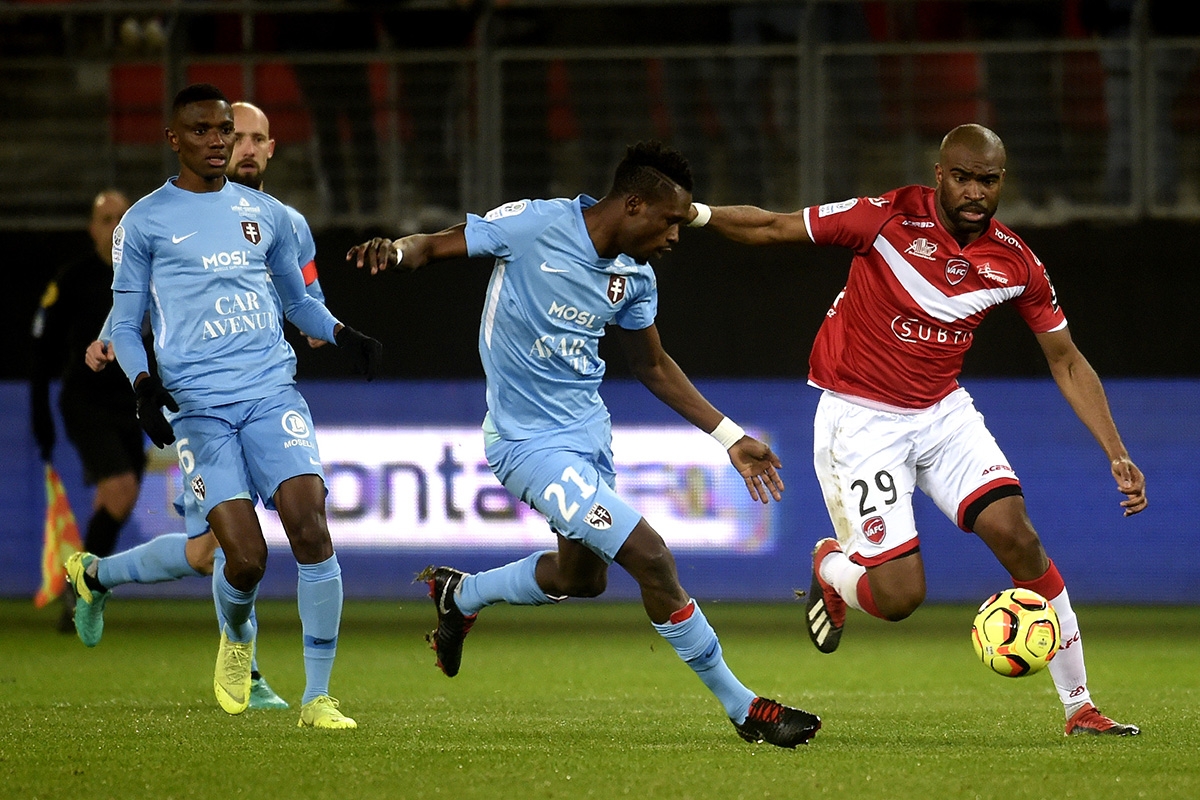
[971,496,1047,580]
[93,471,140,524]
[973,495,1138,736]
[535,534,611,601]
[863,553,927,621]
[612,523,689,623]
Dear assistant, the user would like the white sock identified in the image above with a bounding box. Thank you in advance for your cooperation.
[820,549,867,613]
[1046,586,1092,716]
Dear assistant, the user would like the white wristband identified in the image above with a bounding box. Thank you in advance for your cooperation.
[710,416,745,450]
[688,202,711,228]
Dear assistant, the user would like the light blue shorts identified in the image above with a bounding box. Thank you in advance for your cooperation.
[170,387,325,536]
[484,414,642,563]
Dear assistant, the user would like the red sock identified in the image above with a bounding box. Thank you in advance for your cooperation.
[856,573,886,619]
[668,600,696,625]
[1012,559,1065,600]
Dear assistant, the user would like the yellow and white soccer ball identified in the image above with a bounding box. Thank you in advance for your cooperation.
[971,588,1061,677]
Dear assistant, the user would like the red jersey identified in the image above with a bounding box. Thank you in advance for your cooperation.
[803,185,1066,409]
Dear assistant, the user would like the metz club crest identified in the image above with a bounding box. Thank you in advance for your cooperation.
[606,275,626,304]
[584,503,613,530]
[241,221,261,245]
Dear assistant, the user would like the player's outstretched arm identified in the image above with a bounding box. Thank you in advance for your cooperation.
[612,324,783,503]
[346,224,468,275]
[687,202,812,246]
[1036,327,1147,516]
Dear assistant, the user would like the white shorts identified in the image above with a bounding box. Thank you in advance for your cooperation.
[812,388,1021,567]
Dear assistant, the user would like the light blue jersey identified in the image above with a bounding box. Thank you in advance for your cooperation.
[110,178,339,411]
[288,204,325,304]
[99,204,324,343]
[465,195,657,438]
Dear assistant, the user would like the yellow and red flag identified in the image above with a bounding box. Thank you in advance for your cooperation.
[33,463,83,608]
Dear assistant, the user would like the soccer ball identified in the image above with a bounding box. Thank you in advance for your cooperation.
[971,588,1061,677]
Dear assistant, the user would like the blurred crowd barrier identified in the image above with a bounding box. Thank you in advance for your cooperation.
[3,0,1199,230]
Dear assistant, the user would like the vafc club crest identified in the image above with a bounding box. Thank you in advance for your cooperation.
[241,221,261,245]
[191,474,206,501]
[606,275,627,304]
[945,257,970,286]
[862,515,886,544]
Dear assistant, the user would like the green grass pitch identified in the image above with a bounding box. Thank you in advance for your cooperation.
[2,598,1196,799]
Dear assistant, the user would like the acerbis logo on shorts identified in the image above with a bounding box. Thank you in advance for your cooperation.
[862,515,886,544]
[191,475,206,501]
[281,410,310,438]
[584,503,613,530]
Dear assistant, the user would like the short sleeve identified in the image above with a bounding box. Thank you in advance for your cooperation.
[465,199,551,260]
[1013,257,1068,334]
[612,270,658,331]
[111,216,150,293]
[805,195,896,254]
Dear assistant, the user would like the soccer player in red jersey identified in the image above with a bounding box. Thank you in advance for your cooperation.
[689,123,1146,737]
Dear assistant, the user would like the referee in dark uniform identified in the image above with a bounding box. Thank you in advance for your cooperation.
[30,189,146,631]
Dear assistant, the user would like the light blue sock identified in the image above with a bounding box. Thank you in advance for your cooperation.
[213,548,260,673]
[455,550,559,616]
[298,554,342,704]
[96,533,202,588]
[653,599,756,723]
[213,559,257,644]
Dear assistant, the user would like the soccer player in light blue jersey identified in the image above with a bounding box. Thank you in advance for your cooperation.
[348,141,821,748]
[70,100,334,712]
[91,83,381,729]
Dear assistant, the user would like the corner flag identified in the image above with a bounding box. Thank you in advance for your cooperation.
[33,463,83,608]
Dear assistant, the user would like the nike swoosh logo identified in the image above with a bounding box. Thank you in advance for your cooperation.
[172,232,198,244]
[539,261,568,273]
[309,458,322,466]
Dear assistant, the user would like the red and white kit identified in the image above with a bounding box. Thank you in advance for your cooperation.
[803,185,1067,564]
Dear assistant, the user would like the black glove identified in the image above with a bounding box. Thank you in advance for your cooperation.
[30,384,55,462]
[135,374,179,448]
[335,325,383,381]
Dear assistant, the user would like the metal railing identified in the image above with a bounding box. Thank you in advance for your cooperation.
[2,0,1198,229]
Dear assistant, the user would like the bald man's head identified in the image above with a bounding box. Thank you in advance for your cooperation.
[228,101,275,190]
[939,124,1006,167]
[89,189,130,267]
[934,124,1007,244]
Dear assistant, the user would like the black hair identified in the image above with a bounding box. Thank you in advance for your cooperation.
[610,140,693,199]
[171,83,229,115]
